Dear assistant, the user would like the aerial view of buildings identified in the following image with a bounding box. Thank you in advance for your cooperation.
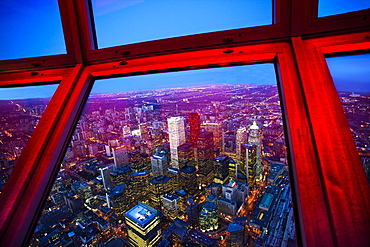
[1,80,369,246]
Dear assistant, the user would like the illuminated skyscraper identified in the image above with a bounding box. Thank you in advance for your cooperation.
[236,127,248,161]
[189,113,201,146]
[167,117,186,169]
[149,176,172,210]
[186,197,199,227]
[162,193,180,219]
[124,202,161,247]
[196,131,214,187]
[248,121,263,182]
[177,142,195,169]
[179,165,197,196]
[109,183,126,219]
[199,201,218,232]
[139,123,149,141]
[127,171,150,205]
[99,166,113,191]
[151,154,168,177]
[240,144,257,187]
[214,154,230,184]
[204,122,223,150]
[113,145,128,168]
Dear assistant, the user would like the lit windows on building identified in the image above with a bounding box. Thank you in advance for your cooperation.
[124,202,161,247]
[167,116,186,169]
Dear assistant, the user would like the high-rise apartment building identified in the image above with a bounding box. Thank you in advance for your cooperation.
[124,202,161,247]
[167,117,186,169]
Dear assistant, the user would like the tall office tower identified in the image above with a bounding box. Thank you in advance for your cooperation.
[240,144,257,187]
[105,145,112,157]
[226,222,244,247]
[177,142,196,169]
[175,190,188,213]
[167,116,186,169]
[148,176,172,210]
[123,125,131,137]
[204,122,223,150]
[214,154,230,184]
[236,127,248,161]
[113,145,128,168]
[129,151,148,172]
[110,166,131,187]
[127,171,150,205]
[124,202,161,247]
[100,166,113,190]
[151,154,168,177]
[179,166,197,196]
[139,123,149,141]
[109,184,127,219]
[248,121,263,182]
[167,167,180,191]
[162,193,180,219]
[196,131,214,187]
[151,130,163,149]
[189,113,201,146]
[222,180,238,201]
[199,201,218,232]
[186,197,199,227]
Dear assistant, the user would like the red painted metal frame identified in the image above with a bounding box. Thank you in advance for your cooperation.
[0,0,370,246]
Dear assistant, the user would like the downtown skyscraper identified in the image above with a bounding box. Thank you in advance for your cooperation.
[167,116,186,169]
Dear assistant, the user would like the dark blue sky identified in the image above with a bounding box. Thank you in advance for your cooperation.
[0,0,369,99]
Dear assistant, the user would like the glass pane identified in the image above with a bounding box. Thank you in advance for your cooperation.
[0,84,58,192]
[0,0,66,60]
[318,0,370,17]
[31,65,297,246]
[326,54,370,183]
[92,0,272,48]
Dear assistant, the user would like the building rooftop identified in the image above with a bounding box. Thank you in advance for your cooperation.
[177,142,193,150]
[259,193,274,211]
[180,165,196,174]
[124,203,157,227]
[214,154,229,162]
[162,193,179,201]
[130,170,150,177]
[150,175,172,185]
[226,222,243,233]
